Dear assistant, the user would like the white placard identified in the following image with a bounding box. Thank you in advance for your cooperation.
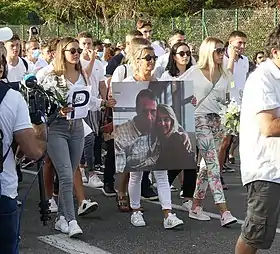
[82,119,93,137]
[66,85,91,120]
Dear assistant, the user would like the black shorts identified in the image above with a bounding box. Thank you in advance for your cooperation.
[241,180,280,250]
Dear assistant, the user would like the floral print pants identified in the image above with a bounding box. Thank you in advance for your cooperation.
[193,114,226,204]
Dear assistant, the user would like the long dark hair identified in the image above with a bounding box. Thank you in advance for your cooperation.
[166,42,192,77]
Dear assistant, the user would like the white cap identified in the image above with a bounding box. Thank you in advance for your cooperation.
[0,27,13,42]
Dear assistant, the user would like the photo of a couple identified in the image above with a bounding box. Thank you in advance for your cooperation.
[112,81,196,173]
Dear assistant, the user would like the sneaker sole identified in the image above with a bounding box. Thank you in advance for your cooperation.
[78,203,99,216]
[54,226,69,234]
[189,213,211,221]
[131,222,146,227]
[69,231,83,238]
[141,196,159,201]
[164,221,184,229]
[221,219,237,227]
[102,188,117,197]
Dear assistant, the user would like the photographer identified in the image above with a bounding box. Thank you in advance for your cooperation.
[0,35,46,254]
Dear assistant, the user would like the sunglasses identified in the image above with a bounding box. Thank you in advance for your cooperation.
[65,48,83,55]
[176,51,191,57]
[214,47,226,54]
[139,54,158,61]
[258,56,264,59]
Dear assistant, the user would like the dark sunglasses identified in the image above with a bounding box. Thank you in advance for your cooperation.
[176,51,191,57]
[65,48,83,55]
[257,56,264,59]
[139,54,158,61]
[214,47,226,54]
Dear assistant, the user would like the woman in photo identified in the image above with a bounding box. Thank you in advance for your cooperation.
[180,36,237,227]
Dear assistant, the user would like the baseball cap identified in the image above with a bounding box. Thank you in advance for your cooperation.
[0,27,13,42]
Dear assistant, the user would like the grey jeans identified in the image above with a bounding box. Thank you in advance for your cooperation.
[47,118,84,222]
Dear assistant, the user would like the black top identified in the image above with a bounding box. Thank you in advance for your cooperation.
[155,132,196,170]
[106,53,125,76]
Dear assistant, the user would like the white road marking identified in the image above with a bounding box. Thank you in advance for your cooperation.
[38,234,112,254]
[23,170,280,235]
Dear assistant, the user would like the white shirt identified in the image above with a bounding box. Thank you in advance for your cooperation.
[180,66,232,116]
[36,63,54,85]
[160,70,187,81]
[111,64,133,83]
[151,43,165,57]
[223,54,249,104]
[80,58,105,98]
[25,57,48,74]
[7,57,27,82]
[0,89,32,198]
[239,59,280,185]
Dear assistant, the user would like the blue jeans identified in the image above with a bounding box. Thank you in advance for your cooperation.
[0,195,19,254]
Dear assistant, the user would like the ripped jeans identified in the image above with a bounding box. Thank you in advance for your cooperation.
[47,118,84,222]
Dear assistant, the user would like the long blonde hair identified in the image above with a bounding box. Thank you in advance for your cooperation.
[126,38,153,74]
[197,37,226,80]
[52,37,83,77]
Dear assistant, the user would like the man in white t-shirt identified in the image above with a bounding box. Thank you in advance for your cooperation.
[5,34,28,82]
[136,19,165,58]
[235,25,280,254]
[0,34,46,251]
[25,39,48,74]
[77,31,107,188]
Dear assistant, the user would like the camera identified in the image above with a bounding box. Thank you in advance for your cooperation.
[28,26,40,36]
[21,74,52,124]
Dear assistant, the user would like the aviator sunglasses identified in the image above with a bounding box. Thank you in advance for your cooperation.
[214,47,226,55]
[65,48,83,55]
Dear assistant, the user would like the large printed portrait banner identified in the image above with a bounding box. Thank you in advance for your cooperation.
[112,81,197,173]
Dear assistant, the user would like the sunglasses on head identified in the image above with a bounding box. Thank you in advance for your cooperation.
[65,48,83,55]
[214,47,226,54]
[139,54,158,61]
[176,51,191,57]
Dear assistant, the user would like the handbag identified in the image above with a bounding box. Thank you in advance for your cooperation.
[100,78,113,133]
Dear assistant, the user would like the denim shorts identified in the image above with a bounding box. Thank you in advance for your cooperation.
[241,180,280,250]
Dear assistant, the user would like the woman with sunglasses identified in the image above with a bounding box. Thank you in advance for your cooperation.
[160,42,193,81]
[120,40,184,229]
[42,37,115,238]
[180,37,237,227]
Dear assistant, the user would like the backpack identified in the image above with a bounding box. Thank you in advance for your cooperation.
[20,57,28,72]
[0,83,11,173]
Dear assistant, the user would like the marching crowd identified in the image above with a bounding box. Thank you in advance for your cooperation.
[1,17,280,254]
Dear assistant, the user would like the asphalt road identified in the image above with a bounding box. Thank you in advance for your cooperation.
[17,163,280,254]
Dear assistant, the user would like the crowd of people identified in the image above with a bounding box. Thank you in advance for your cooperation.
[1,17,280,254]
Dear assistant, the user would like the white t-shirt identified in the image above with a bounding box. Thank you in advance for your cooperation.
[80,58,105,98]
[239,59,280,185]
[111,64,133,83]
[160,70,187,81]
[223,54,249,104]
[180,66,232,116]
[0,89,32,198]
[25,57,48,74]
[151,43,165,57]
[7,57,27,82]
[36,63,54,85]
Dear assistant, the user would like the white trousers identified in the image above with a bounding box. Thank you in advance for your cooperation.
[128,170,172,210]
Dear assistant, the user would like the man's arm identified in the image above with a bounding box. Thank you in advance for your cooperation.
[99,80,107,100]
[257,108,280,137]
[114,133,127,173]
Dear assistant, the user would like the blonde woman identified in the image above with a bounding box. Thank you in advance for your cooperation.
[42,37,115,237]
[114,39,184,228]
[180,37,237,227]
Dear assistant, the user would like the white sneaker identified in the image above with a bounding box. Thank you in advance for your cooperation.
[55,216,69,234]
[164,213,184,229]
[88,174,104,188]
[80,167,88,183]
[78,200,99,216]
[182,200,193,212]
[49,197,58,213]
[179,190,184,199]
[189,206,211,221]
[131,211,146,227]
[68,220,83,238]
[221,211,237,227]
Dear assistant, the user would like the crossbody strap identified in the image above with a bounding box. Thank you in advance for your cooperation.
[195,84,215,109]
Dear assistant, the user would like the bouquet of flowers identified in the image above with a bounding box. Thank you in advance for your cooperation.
[46,75,70,107]
[217,98,241,136]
